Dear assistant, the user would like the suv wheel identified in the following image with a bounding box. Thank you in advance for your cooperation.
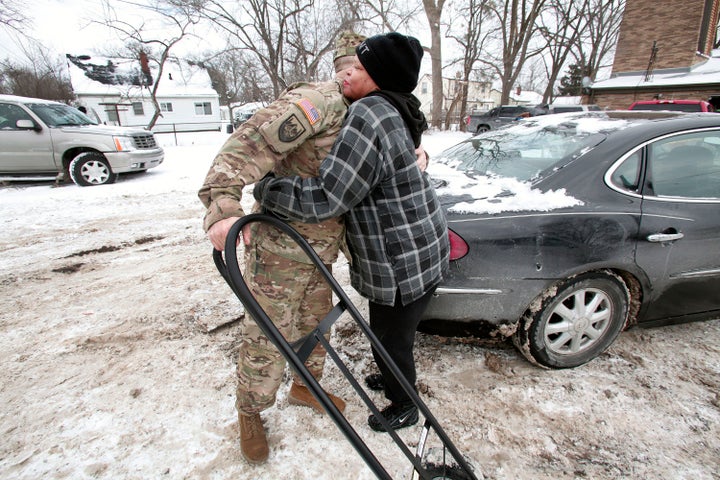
[69,152,118,186]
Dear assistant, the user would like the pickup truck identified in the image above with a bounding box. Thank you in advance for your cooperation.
[628,99,716,113]
[465,105,535,134]
[0,94,164,186]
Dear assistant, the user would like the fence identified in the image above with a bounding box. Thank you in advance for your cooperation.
[147,121,228,146]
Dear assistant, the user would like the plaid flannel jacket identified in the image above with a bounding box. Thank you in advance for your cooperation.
[256,96,449,306]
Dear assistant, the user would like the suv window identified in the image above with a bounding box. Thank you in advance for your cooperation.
[498,106,527,117]
[0,103,33,130]
[26,102,96,127]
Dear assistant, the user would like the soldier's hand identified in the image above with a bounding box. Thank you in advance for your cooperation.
[241,223,252,246]
[207,216,241,251]
[416,146,428,172]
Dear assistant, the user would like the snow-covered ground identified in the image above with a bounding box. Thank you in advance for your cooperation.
[1,129,718,479]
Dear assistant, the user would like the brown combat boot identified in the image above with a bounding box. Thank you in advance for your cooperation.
[238,412,269,464]
[288,382,346,414]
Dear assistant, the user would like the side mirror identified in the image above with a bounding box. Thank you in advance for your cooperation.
[16,119,41,131]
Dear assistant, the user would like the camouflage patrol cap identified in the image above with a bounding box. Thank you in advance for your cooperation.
[333,31,366,61]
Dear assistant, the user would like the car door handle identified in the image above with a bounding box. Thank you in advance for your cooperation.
[647,232,684,242]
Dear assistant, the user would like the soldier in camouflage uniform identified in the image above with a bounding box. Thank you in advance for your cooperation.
[198,32,365,465]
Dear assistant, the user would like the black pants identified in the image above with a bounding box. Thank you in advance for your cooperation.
[368,285,437,404]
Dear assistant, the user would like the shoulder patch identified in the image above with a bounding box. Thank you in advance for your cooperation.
[278,114,307,142]
[296,98,321,125]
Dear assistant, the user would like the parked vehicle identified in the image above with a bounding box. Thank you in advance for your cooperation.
[424,110,720,369]
[628,99,716,113]
[465,105,536,134]
[549,104,602,114]
[0,94,164,186]
[233,111,255,128]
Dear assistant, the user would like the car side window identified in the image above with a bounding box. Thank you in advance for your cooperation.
[498,107,522,117]
[647,132,720,199]
[611,150,642,191]
[0,103,32,130]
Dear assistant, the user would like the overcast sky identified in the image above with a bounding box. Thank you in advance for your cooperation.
[2,0,452,86]
[2,1,105,62]
[0,0,222,65]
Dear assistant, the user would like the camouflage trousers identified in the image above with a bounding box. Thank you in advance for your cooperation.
[236,245,333,415]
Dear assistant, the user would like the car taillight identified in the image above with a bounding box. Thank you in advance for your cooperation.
[448,229,468,260]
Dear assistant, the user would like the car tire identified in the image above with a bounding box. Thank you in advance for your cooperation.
[512,270,630,369]
[69,152,118,186]
[475,125,490,134]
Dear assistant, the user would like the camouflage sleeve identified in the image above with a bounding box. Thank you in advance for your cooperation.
[198,83,334,231]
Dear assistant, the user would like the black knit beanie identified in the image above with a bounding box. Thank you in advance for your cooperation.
[355,32,423,93]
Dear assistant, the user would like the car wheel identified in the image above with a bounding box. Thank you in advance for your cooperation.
[512,270,630,369]
[475,125,490,134]
[69,152,118,186]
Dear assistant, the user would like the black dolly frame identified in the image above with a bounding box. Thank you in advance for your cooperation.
[213,214,478,480]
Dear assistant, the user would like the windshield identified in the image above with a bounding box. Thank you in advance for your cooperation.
[26,103,98,127]
[432,113,632,182]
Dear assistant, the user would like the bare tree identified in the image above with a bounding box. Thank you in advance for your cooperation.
[357,0,423,31]
[194,0,361,99]
[574,0,625,81]
[521,56,549,95]
[446,0,494,131]
[97,0,200,130]
[1,1,74,100]
[480,0,549,105]
[422,0,447,129]
[0,0,27,34]
[0,47,74,100]
[192,47,273,121]
[536,0,586,103]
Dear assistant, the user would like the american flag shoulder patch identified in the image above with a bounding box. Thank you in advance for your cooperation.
[296,98,321,125]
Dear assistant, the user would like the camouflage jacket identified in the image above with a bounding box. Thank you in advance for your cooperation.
[254,96,449,306]
[198,80,348,264]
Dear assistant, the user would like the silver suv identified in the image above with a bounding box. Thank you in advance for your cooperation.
[0,94,164,186]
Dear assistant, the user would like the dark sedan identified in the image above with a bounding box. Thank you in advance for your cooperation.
[423,111,720,369]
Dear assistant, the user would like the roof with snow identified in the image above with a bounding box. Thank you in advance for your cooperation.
[509,89,544,105]
[551,96,583,105]
[591,49,720,90]
[66,54,218,98]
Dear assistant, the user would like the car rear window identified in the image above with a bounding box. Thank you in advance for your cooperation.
[433,113,625,182]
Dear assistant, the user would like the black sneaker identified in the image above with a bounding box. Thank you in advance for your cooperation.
[364,373,385,391]
[368,402,419,432]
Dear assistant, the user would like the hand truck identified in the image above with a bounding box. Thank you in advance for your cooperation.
[213,213,479,480]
